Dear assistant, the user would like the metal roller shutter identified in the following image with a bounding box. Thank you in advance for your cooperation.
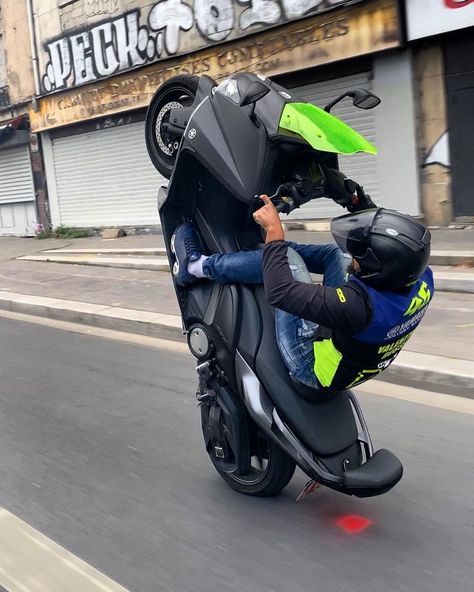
[288,72,378,219]
[51,122,165,227]
[0,146,37,235]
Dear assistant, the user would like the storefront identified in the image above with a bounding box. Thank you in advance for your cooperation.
[406,0,474,224]
[0,116,37,236]
[30,0,418,227]
[41,112,165,228]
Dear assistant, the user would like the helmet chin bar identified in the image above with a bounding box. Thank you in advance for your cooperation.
[354,247,382,279]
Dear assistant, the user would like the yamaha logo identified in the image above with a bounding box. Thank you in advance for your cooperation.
[188,128,197,139]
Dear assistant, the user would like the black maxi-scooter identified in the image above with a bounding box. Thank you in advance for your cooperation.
[145,72,403,498]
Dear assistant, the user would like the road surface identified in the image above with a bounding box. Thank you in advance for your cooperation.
[0,314,472,592]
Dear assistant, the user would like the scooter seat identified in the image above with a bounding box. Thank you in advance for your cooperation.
[342,449,403,497]
[290,375,334,403]
[240,285,359,457]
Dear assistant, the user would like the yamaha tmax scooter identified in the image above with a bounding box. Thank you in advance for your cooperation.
[145,72,403,498]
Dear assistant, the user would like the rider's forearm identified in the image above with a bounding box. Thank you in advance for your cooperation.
[265,225,285,243]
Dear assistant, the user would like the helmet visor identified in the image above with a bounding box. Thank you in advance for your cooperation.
[331,209,379,256]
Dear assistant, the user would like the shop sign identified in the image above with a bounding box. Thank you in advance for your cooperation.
[30,0,400,132]
[41,0,365,93]
[406,0,474,40]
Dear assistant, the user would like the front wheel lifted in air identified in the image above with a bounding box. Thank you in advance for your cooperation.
[145,75,199,178]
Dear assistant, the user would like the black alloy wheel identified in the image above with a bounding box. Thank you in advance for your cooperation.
[145,74,199,178]
[208,418,296,497]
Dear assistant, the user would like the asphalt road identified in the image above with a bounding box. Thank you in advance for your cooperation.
[0,317,472,592]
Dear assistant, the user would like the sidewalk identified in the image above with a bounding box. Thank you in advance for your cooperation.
[0,227,473,396]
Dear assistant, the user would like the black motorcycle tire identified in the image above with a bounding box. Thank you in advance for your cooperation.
[145,74,199,178]
[215,435,296,497]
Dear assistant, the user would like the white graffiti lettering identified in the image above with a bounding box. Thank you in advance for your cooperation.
[194,0,234,42]
[149,0,194,54]
[237,0,281,30]
[90,22,119,77]
[281,0,348,19]
[114,12,147,70]
[70,32,96,85]
[41,0,354,92]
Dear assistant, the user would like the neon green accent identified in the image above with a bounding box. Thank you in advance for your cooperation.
[404,281,431,316]
[346,368,381,389]
[336,288,346,303]
[313,339,343,387]
[279,102,378,155]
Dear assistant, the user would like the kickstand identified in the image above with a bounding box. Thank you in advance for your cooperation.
[296,479,321,501]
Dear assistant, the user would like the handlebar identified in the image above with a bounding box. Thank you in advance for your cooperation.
[252,165,364,217]
[262,181,326,215]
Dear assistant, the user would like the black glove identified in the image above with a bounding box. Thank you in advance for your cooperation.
[323,166,377,212]
[276,179,326,211]
[347,183,377,212]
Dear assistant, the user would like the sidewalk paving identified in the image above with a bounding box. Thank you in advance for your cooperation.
[1,227,474,396]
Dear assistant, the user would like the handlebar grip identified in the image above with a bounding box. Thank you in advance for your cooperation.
[273,196,295,214]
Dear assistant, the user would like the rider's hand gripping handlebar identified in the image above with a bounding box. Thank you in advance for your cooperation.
[265,180,327,215]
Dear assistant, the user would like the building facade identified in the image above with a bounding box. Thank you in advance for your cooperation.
[22,0,422,231]
[406,0,474,225]
[0,0,44,236]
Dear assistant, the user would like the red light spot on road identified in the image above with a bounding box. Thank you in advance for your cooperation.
[335,514,373,534]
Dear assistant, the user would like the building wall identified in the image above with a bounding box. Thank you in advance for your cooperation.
[372,50,420,216]
[0,6,7,89]
[413,43,452,226]
[1,0,35,104]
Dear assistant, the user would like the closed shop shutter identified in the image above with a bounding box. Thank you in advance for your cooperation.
[51,121,165,227]
[0,146,37,235]
[288,72,378,219]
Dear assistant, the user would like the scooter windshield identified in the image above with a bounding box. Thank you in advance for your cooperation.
[279,102,377,155]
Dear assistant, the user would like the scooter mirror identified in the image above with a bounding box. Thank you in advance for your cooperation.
[239,80,271,106]
[352,89,381,110]
[324,89,381,112]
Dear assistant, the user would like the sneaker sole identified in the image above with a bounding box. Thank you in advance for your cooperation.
[170,233,176,255]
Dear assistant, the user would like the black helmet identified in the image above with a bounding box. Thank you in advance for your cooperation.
[331,208,431,289]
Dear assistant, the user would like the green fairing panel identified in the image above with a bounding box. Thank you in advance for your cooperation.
[279,102,377,155]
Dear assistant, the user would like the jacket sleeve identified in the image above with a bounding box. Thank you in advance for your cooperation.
[261,241,371,334]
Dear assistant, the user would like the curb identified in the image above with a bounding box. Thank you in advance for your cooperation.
[17,255,170,272]
[0,291,183,341]
[0,290,473,397]
[432,271,474,293]
[41,247,473,267]
[41,248,167,256]
[18,255,474,293]
[430,251,474,266]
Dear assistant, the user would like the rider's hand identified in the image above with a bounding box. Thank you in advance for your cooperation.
[347,184,377,212]
[253,195,285,243]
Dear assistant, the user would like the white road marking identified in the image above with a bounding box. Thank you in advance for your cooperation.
[0,509,128,592]
[0,309,188,354]
[359,380,474,415]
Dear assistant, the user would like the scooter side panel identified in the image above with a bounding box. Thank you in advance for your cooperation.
[177,96,267,204]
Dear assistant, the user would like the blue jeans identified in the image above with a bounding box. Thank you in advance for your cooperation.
[203,242,349,388]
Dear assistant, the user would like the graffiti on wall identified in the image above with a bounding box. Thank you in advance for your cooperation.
[424,132,450,168]
[85,0,120,17]
[41,0,353,92]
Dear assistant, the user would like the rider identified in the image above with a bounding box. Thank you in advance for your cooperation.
[171,182,433,391]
